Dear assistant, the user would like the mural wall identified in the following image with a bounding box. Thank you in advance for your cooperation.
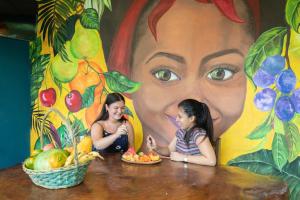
[31,0,300,198]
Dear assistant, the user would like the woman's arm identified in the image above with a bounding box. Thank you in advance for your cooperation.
[184,136,216,166]
[124,121,134,147]
[91,123,125,150]
[148,137,177,157]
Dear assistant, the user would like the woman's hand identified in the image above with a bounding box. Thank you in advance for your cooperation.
[116,124,128,136]
[170,152,185,162]
[146,135,157,151]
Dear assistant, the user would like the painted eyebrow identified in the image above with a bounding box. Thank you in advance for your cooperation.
[145,52,186,64]
[200,49,244,66]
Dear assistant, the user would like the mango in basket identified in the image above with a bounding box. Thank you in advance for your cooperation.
[24,157,36,170]
[64,146,73,154]
[34,149,68,170]
[77,136,92,154]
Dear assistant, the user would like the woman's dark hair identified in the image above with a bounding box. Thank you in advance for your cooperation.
[93,93,126,123]
[178,99,214,146]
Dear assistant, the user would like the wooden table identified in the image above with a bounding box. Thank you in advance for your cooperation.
[0,154,288,200]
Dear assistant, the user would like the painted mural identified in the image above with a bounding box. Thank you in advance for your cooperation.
[31,0,300,198]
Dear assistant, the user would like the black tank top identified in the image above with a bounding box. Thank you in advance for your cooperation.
[92,130,129,153]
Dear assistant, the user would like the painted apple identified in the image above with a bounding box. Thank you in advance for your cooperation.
[39,88,56,107]
[65,90,82,112]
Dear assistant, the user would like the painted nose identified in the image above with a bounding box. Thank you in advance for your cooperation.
[181,80,208,104]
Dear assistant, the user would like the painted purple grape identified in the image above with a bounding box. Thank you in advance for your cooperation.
[275,96,295,121]
[291,88,300,113]
[261,55,285,76]
[253,69,275,88]
[254,88,277,111]
[276,69,296,93]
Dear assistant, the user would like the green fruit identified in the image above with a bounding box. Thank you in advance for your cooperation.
[33,149,68,170]
[24,157,35,170]
[70,20,100,59]
[65,41,77,61]
[51,54,78,83]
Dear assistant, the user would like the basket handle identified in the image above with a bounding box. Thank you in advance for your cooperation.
[40,107,79,166]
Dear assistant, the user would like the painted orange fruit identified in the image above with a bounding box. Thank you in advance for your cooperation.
[69,61,105,94]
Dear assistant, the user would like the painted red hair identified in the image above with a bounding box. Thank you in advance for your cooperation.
[108,0,260,76]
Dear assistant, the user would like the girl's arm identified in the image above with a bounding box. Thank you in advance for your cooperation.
[91,123,126,150]
[182,136,216,166]
[147,136,177,157]
[124,121,134,147]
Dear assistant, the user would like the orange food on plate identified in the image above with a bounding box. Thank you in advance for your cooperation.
[122,148,160,162]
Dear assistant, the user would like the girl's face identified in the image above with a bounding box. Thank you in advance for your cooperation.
[106,101,125,121]
[131,0,254,146]
[176,107,195,130]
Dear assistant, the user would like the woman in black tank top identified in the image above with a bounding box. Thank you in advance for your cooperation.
[90,93,134,153]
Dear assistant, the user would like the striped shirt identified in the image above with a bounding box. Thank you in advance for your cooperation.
[175,128,206,155]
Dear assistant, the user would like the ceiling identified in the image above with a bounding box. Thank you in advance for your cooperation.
[0,0,37,40]
[0,0,287,41]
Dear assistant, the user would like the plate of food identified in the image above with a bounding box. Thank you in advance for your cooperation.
[121,147,162,164]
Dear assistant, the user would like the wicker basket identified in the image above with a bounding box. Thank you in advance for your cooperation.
[23,107,91,189]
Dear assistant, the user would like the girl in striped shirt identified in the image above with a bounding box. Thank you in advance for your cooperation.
[147,99,216,166]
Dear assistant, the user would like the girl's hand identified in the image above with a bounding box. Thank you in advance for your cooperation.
[170,152,185,162]
[146,135,157,151]
[116,124,128,136]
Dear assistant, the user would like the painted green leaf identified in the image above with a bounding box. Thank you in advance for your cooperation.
[272,132,289,171]
[80,8,99,30]
[103,0,112,11]
[247,115,272,140]
[34,135,51,150]
[37,0,74,48]
[274,115,285,135]
[57,124,72,148]
[104,71,141,93]
[82,85,97,108]
[124,106,134,118]
[275,157,300,200]
[228,150,276,174]
[72,118,87,137]
[31,105,52,138]
[29,37,42,61]
[228,150,300,199]
[285,122,300,162]
[53,23,69,62]
[285,0,300,33]
[84,0,105,21]
[30,54,50,107]
[244,27,287,85]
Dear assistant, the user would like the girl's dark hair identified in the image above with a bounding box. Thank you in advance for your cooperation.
[178,99,214,146]
[93,93,126,123]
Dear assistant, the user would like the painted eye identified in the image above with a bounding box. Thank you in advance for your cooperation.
[207,67,235,81]
[152,69,180,81]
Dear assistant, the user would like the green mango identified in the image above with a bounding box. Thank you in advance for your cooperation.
[24,157,35,170]
[34,149,68,170]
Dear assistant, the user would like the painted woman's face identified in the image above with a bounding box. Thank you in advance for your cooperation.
[131,0,254,147]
